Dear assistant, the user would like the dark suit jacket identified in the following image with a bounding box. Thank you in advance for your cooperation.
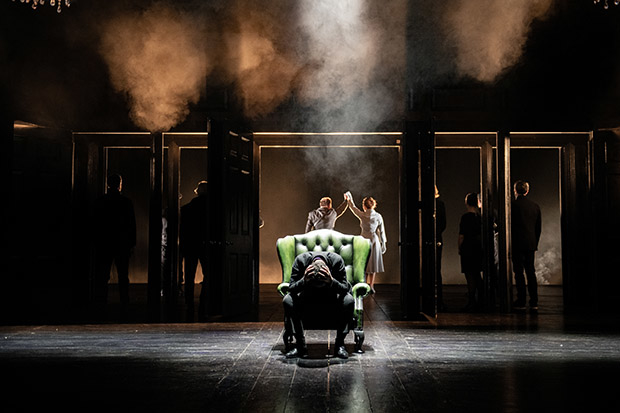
[92,189,136,252]
[512,195,542,251]
[288,252,351,296]
[179,194,209,256]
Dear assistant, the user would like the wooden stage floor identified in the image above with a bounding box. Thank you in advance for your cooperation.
[2,285,620,412]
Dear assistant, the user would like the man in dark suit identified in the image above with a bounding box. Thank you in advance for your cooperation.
[92,173,136,320]
[511,180,542,311]
[283,251,354,359]
[180,181,209,321]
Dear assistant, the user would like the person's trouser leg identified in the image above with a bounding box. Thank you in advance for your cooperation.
[115,250,131,316]
[512,251,527,306]
[197,253,208,320]
[283,294,306,356]
[184,255,198,320]
[283,294,305,341]
[523,250,538,307]
[464,271,480,309]
[336,294,354,346]
[93,251,113,319]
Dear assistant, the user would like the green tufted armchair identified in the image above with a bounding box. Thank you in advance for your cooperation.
[276,229,371,353]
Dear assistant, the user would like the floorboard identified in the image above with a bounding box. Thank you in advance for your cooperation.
[2,285,620,412]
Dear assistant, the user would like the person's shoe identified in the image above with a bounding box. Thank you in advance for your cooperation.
[512,301,526,311]
[335,345,349,359]
[285,346,308,359]
[529,305,539,313]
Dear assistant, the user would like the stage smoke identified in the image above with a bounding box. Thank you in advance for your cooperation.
[536,247,560,285]
[293,0,407,131]
[221,0,407,130]
[444,0,553,82]
[98,3,212,132]
[94,0,550,131]
[225,3,302,118]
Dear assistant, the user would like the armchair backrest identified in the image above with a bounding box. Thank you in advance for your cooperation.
[276,229,371,286]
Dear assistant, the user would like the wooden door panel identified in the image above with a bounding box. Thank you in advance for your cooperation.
[208,123,256,319]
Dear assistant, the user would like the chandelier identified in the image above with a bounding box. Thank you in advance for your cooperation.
[12,0,71,13]
[594,0,620,9]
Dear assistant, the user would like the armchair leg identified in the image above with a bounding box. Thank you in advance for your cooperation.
[352,297,365,353]
[353,329,365,353]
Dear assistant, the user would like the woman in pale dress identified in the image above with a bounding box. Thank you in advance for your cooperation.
[346,193,387,294]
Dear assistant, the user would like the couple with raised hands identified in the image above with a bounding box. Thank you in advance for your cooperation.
[305,191,387,294]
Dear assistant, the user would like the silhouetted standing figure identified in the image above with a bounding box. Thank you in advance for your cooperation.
[458,192,482,312]
[92,174,136,321]
[511,180,542,312]
[435,186,447,312]
[180,181,209,321]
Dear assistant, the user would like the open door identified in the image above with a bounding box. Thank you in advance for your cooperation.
[72,132,154,319]
[435,133,498,313]
[503,132,593,314]
[206,120,257,320]
[401,121,435,320]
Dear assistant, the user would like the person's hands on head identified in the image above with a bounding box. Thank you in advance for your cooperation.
[303,258,333,288]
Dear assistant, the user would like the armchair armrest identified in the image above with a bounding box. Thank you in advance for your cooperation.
[351,236,371,284]
[277,282,290,297]
[352,282,371,299]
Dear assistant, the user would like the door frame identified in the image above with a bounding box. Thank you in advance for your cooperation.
[434,132,498,313]
[72,132,156,316]
[508,132,593,313]
[73,131,211,321]
[253,131,402,290]
[414,130,592,316]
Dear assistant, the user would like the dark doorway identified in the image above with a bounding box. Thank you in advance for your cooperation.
[511,148,562,287]
[179,147,209,287]
[105,147,151,284]
[256,134,401,290]
[430,133,573,315]
[436,148,481,288]
[508,132,591,313]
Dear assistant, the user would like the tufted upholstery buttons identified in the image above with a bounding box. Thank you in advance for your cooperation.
[296,233,355,266]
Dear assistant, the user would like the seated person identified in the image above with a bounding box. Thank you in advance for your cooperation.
[283,251,354,359]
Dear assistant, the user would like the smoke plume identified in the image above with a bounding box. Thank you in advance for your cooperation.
[94,0,552,131]
[535,247,560,285]
[224,3,302,118]
[293,0,407,130]
[444,0,553,82]
[98,3,212,132]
